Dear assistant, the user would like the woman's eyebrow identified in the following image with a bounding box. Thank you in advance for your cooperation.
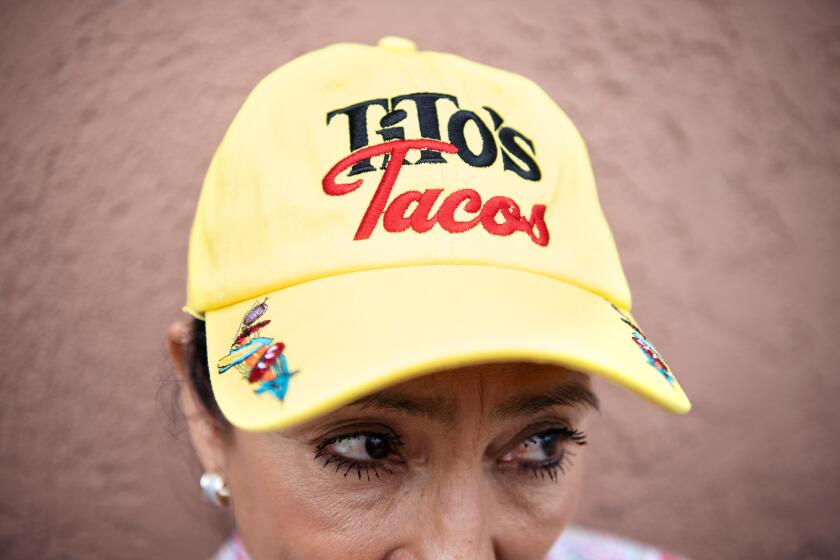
[349,391,458,427]
[492,383,600,419]
[344,382,598,426]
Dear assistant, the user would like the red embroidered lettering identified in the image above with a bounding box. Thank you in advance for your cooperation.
[522,204,549,246]
[322,140,550,246]
[383,190,423,232]
[436,188,482,233]
[409,188,443,233]
[480,196,521,236]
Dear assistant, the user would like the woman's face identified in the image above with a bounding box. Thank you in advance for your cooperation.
[176,330,598,560]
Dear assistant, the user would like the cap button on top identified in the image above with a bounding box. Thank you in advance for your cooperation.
[377,36,417,52]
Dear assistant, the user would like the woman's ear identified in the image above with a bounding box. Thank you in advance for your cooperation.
[166,319,230,475]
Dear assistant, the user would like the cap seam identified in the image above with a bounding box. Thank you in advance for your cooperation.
[198,261,630,316]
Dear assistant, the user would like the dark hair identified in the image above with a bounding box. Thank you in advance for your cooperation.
[188,317,232,429]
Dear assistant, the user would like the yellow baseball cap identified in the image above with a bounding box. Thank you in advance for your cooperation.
[186,37,691,432]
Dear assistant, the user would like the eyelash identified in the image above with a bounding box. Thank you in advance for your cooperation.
[518,426,587,483]
[313,426,587,484]
[314,431,405,481]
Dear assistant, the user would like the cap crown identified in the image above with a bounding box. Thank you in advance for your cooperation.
[187,38,631,315]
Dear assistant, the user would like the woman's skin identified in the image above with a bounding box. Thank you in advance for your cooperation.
[168,320,599,560]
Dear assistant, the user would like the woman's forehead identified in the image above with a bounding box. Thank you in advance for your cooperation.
[387,361,592,397]
[343,362,597,425]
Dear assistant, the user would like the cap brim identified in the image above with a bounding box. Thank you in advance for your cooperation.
[205,265,690,432]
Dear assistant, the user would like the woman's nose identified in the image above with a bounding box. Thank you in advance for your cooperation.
[421,463,496,559]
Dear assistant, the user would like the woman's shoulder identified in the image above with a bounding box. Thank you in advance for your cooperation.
[547,525,688,560]
[212,533,249,560]
[212,527,688,560]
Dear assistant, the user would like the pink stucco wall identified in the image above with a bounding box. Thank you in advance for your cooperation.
[1,1,838,558]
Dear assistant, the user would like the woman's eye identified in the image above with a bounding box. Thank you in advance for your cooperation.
[502,432,562,463]
[498,427,587,482]
[330,433,393,461]
[314,431,404,480]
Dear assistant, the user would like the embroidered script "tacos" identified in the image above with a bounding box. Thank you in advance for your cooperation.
[323,92,550,247]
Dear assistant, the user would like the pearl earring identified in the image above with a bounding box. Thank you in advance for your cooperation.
[199,472,230,507]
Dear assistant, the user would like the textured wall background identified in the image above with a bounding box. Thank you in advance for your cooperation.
[1,1,838,559]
